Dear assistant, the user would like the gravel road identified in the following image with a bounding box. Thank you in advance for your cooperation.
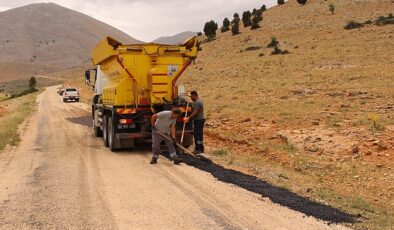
[0,86,351,229]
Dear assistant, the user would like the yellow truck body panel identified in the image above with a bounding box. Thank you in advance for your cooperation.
[92,37,198,108]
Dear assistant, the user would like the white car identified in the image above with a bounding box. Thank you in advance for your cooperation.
[62,88,80,102]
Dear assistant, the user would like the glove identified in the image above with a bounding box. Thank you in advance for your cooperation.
[171,137,177,146]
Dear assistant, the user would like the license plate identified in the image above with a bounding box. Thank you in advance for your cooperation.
[118,124,136,129]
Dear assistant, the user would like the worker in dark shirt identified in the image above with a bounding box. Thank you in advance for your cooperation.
[185,91,205,154]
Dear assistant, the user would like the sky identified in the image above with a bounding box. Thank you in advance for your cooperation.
[0,0,276,42]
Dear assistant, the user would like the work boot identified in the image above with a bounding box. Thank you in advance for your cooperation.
[193,150,201,155]
[171,156,183,165]
[150,157,158,164]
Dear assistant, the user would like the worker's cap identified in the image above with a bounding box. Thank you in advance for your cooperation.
[172,109,182,115]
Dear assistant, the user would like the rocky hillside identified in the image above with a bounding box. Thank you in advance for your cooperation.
[0,2,140,82]
[177,1,393,229]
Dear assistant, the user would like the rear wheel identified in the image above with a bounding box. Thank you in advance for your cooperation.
[103,115,109,147]
[108,117,118,152]
[93,110,103,137]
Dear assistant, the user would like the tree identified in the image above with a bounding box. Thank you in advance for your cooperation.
[261,5,267,11]
[231,16,240,35]
[197,32,203,36]
[221,17,231,33]
[203,20,218,39]
[251,12,261,30]
[329,3,335,15]
[278,0,285,5]
[297,0,307,4]
[29,77,37,90]
[234,13,239,18]
[242,11,252,27]
[256,9,263,21]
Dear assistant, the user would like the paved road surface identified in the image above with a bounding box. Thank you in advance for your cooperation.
[0,86,350,229]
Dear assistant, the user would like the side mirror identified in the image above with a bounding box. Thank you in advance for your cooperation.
[84,70,91,85]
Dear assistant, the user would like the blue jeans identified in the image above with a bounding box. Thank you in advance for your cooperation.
[193,119,205,152]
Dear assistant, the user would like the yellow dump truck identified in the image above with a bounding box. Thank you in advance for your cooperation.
[86,37,198,151]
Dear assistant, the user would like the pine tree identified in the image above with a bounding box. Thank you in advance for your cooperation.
[221,18,231,33]
[231,16,240,35]
[242,11,252,27]
[29,77,37,90]
[297,0,307,5]
[251,13,261,30]
[203,20,218,39]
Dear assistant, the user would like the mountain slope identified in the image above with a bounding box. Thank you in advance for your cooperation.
[178,1,393,229]
[153,31,197,44]
[0,3,140,71]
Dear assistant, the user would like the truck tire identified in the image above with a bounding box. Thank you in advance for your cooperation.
[108,116,118,152]
[93,110,103,137]
[93,119,102,137]
[102,115,109,147]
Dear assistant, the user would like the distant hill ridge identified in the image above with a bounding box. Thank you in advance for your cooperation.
[0,3,140,69]
[153,31,198,45]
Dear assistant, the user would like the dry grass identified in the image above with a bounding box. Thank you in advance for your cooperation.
[0,92,38,151]
[178,1,394,229]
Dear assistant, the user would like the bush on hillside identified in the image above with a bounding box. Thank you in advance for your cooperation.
[261,5,267,11]
[242,11,252,27]
[245,46,261,51]
[204,20,218,39]
[231,19,240,35]
[271,47,290,55]
[197,32,203,36]
[267,37,279,48]
[375,13,394,26]
[251,13,261,30]
[278,0,285,5]
[255,9,263,22]
[29,77,37,91]
[329,3,335,15]
[297,0,307,5]
[344,21,364,30]
[221,18,231,33]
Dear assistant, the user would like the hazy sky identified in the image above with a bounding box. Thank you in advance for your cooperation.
[0,0,276,41]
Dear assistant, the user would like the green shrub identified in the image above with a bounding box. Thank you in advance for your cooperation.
[375,13,394,26]
[278,0,285,5]
[297,0,307,5]
[245,46,261,51]
[369,114,385,132]
[271,47,289,55]
[344,21,364,30]
[203,20,218,39]
[242,11,252,27]
[329,3,335,15]
[231,16,240,35]
[267,37,279,48]
[251,13,261,30]
[221,17,231,33]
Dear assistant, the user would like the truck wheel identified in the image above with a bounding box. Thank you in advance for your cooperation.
[103,115,109,147]
[108,117,118,152]
[93,110,103,137]
[93,119,102,137]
